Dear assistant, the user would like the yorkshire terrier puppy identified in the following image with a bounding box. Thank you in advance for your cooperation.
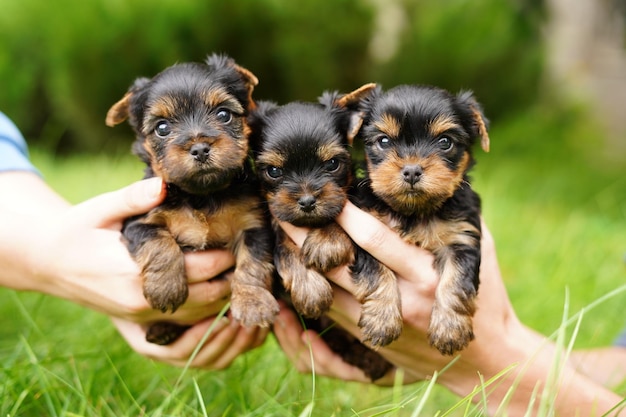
[249,84,403,353]
[353,84,490,355]
[106,54,278,345]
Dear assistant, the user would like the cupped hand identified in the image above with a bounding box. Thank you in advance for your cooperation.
[273,201,517,389]
[34,177,237,324]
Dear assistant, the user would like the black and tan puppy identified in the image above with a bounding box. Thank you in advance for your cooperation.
[353,84,490,355]
[106,54,278,344]
[249,84,403,352]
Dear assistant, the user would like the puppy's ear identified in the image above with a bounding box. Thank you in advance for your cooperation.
[206,53,259,110]
[105,77,150,127]
[233,63,259,110]
[247,100,278,153]
[457,90,490,152]
[335,83,377,109]
[333,83,378,144]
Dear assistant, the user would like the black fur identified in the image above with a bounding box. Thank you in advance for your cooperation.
[106,54,278,345]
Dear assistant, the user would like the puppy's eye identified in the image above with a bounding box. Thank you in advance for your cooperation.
[216,109,232,124]
[376,136,391,150]
[266,166,283,179]
[438,137,453,151]
[155,121,171,138]
[324,158,340,172]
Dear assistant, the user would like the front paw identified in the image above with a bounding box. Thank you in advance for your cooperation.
[301,229,354,272]
[358,298,403,348]
[143,270,188,313]
[290,269,333,318]
[428,305,475,355]
[231,285,279,328]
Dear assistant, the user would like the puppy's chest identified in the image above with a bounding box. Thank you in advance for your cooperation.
[375,212,479,251]
[153,199,263,250]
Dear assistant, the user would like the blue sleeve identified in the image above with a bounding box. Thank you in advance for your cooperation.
[0,111,39,174]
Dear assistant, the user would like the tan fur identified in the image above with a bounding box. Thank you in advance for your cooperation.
[301,222,355,272]
[316,142,350,163]
[373,113,401,139]
[470,105,490,152]
[142,197,264,250]
[257,149,286,169]
[428,114,462,138]
[105,92,132,126]
[369,151,470,213]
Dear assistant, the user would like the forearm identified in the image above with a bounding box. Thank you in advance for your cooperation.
[443,324,624,416]
[0,172,70,292]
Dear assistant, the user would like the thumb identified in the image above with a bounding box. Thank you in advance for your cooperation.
[70,177,165,228]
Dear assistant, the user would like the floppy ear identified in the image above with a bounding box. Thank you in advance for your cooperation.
[334,83,377,109]
[233,63,259,110]
[206,53,259,111]
[334,83,378,144]
[457,90,490,152]
[105,77,150,127]
[105,92,132,127]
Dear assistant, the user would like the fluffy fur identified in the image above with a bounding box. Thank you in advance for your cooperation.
[106,54,278,344]
[352,84,490,355]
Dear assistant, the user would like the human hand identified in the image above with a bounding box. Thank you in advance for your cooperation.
[272,200,452,383]
[273,201,517,385]
[0,173,268,368]
[27,177,235,324]
[111,314,268,369]
[273,202,625,416]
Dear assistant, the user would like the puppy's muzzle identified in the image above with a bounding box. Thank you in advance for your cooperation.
[190,142,210,163]
[298,194,317,213]
[402,164,423,186]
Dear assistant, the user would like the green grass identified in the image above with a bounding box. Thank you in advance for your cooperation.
[1,102,625,416]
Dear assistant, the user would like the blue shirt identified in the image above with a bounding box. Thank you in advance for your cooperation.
[0,112,37,173]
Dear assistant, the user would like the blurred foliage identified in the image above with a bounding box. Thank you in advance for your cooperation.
[0,0,546,154]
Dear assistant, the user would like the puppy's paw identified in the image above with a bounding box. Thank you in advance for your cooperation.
[231,286,279,328]
[301,227,354,272]
[143,271,189,313]
[428,306,475,355]
[358,299,403,348]
[290,269,333,318]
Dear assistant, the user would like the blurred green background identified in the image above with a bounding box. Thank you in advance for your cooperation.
[1,0,625,414]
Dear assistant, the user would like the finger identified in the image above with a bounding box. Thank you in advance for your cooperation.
[277,221,309,247]
[111,316,229,365]
[299,330,372,383]
[336,201,436,281]
[273,303,307,366]
[202,326,269,370]
[71,178,165,229]
[184,249,235,283]
[183,279,231,307]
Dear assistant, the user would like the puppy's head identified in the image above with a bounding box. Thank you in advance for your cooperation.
[250,84,376,227]
[358,85,490,215]
[106,54,259,194]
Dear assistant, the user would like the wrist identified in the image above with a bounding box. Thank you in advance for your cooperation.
[439,323,622,416]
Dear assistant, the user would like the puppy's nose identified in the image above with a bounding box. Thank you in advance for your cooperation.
[190,143,210,163]
[298,195,317,213]
[402,164,423,185]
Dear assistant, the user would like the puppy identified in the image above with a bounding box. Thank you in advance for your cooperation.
[353,84,490,355]
[106,54,278,345]
[249,84,403,353]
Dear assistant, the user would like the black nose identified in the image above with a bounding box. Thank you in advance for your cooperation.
[298,195,317,213]
[402,164,423,185]
[190,143,210,163]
